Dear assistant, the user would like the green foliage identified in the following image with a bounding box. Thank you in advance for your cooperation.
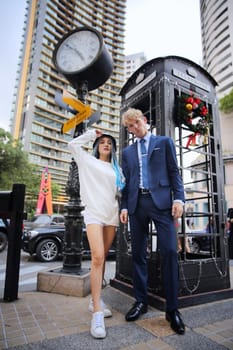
[219,89,233,113]
[0,128,40,192]
[51,182,60,199]
[0,128,41,216]
[0,128,63,215]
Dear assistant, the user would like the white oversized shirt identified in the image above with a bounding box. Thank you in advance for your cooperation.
[68,129,119,226]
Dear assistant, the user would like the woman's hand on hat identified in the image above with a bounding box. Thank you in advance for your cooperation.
[95,129,102,138]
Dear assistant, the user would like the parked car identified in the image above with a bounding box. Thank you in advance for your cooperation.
[22,223,116,262]
[188,229,214,254]
[0,217,26,252]
[23,214,65,231]
[22,225,65,262]
[0,218,8,252]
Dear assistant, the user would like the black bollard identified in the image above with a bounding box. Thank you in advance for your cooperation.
[2,184,26,301]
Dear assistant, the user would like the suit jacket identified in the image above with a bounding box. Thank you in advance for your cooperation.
[121,134,185,214]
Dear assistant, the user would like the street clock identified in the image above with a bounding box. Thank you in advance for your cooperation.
[53,26,113,91]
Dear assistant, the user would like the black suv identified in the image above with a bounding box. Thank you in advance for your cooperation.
[0,218,8,252]
[22,224,66,262]
[188,229,214,254]
[22,214,65,262]
[22,214,116,262]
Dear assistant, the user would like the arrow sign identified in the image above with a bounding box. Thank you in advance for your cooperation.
[61,106,92,134]
[56,90,100,133]
[62,90,87,113]
[55,92,76,114]
[87,110,101,127]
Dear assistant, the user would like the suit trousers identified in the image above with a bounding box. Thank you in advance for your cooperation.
[129,193,179,312]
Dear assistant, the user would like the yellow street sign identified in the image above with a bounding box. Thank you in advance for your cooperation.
[62,90,87,113]
[61,106,92,134]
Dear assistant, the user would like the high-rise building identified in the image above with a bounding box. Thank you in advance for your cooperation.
[200,0,233,208]
[124,52,147,81]
[11,0,126,208]
[200,0,233,99]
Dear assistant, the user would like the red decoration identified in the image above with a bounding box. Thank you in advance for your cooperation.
[36,167,53,215]
[175,93,212,147]
[186,132,200,148]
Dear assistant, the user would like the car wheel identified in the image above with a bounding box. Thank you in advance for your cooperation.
[0,231,7,252]
[36,239,59,262]
[189,239,200,254]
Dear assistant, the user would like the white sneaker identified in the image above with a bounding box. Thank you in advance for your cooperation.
[91,311,106,339]
[89,298,112,318]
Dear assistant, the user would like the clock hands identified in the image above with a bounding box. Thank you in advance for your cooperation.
[64,43,85,62]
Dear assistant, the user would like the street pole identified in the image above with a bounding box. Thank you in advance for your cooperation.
[52,27,113,276]
[61,81,88,274]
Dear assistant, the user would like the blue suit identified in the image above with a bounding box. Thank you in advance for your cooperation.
[121,134,185,311]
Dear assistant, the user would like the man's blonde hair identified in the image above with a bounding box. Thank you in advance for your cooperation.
[121,108,144,126]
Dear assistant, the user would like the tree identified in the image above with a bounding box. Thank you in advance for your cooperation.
[0,128,41,214]
[0,128,62,216]
[0,128,40,189]
[219,89,233,113]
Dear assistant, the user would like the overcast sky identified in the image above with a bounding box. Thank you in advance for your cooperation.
[125,0,202,62]
[0,0,202,131]
[0,1,26,131]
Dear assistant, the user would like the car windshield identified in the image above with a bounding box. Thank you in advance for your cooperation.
[31,216,51,224]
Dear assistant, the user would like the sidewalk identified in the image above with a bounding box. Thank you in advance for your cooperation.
[1,262,233,350]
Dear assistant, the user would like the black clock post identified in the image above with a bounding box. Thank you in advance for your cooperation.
[59,81,87,274]
[52,27,113,275]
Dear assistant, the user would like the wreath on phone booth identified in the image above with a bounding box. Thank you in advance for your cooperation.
[176,93,211,147]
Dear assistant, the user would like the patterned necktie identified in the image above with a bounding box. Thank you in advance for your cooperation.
[140,138,149,189]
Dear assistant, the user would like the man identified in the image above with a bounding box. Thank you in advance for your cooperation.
[120,108,185,335]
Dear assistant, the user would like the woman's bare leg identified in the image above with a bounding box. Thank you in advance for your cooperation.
[86,224,105,312]
[102,226,116,281]
[87,224,116,312]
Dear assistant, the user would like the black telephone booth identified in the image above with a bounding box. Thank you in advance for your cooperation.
[111,56,233,310]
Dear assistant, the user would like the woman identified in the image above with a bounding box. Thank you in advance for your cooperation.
[68,128,124,339]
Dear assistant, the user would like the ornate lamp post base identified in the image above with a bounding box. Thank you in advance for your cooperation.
[37,267,91,297]
[60,158,85,274]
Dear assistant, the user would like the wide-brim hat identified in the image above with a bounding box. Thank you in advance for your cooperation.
[93,134,117,151]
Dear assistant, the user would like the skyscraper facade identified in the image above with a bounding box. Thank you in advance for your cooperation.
[124,52,147,81]
[200,0,233,98]
[11,0,126,207]
[200,0,233,208]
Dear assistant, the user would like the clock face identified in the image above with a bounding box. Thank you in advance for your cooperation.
[55,29,101,73]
